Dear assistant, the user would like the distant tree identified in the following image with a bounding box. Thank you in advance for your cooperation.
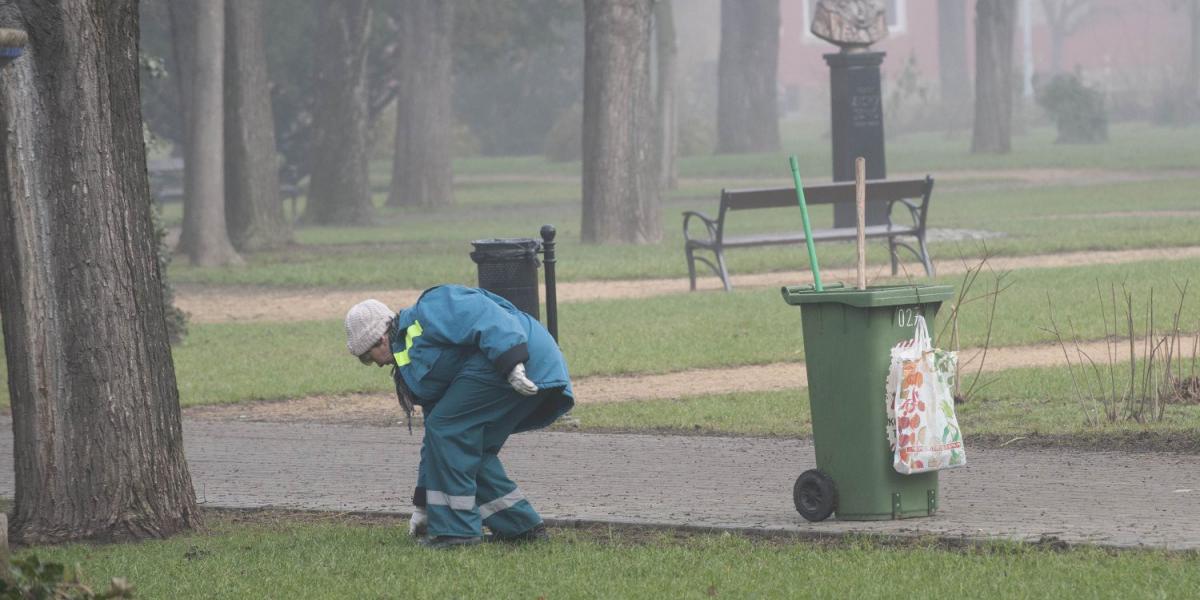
[937,0,971,125]
[185,0,242,265]
[224,0,291,251]
[655,0,679,190]
[1040,0,1098,74]
[306,0,375,225]
[716,0,780,154]
[453,0,583,156]
[0,0,201,543]
[165,0,197,254]
[260,2,399,190]
[972,0,1018,154]
[581,0,660,244]
[388,0,454,209]
[1183,0,1200,106]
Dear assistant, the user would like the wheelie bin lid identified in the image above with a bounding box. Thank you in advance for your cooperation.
[781,282,955,308]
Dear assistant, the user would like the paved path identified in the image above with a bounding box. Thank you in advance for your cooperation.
[2,419,1195,549]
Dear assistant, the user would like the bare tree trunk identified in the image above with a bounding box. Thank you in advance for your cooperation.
[306,0,375,225]
[582,0,660,245]
[0,0,201,544]
[1040,0,1097,75]
[715,0,779,154]
[937,0,971,125]
[1048,22,1065,74]
[185,1,242,266]
[167,1,196,255]
[655,0,678,191]
[225,0,291,252]
[388,0,454,209]
[972,0,1017,154]
[1190,0,1200,103]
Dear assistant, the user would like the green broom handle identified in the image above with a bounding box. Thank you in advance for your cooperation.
[788,156,823,291]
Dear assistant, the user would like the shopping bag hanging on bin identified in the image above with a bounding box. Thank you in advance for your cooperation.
[886,315,966,474]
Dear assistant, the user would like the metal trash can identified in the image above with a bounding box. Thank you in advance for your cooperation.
[470,238,542,320]
[781,282,955,521]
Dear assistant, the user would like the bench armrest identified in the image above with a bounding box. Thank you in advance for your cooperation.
[887,198,921,227]
[682,210,719,243]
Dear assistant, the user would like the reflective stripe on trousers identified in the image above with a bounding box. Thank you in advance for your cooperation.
[425,490,476,512]
[425,487,528,518]
[479,487,526,519]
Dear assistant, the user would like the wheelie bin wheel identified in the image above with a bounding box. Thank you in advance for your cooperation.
[793,469,837,522]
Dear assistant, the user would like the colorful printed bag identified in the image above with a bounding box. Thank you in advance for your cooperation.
[885,315,966,474]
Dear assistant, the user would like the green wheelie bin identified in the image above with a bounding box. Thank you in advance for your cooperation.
[781,282,955,522]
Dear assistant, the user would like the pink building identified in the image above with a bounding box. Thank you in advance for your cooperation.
[776,0,1191,112]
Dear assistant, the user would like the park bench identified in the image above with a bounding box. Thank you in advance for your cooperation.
[683,176,936,291]
[148,158,304,220]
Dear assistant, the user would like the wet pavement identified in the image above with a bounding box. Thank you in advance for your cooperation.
[2,419,1194,549]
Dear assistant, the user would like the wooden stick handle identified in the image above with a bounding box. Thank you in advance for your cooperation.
[855,157,867,290]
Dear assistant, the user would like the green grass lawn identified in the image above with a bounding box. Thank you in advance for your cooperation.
[20,512,1200,599]
[561,362,1200,450]
[166,174,1200,289]
[4,258,1197,409]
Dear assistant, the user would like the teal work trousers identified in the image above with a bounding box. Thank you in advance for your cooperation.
[419,369,548,538]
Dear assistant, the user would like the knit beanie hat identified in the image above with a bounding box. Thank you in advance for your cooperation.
[345,299,393,356]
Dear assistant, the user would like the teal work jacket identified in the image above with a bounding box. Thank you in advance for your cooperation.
[389,285,573,433]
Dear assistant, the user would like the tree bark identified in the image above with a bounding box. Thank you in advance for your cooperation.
[581,0,660,244]
[185,0,242,266]
[388,0,454,209]
[972,0,1017,154]
[1189,0,1200,103]
[655,0,678,191]
[306,0,375,225]
[715,0,780,154]
[166,0,197,255]
[224,0,291,251]
[0,0,201,544]
[937,0,971,125]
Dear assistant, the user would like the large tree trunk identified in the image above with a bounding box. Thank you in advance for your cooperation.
[937,0,971,125]
[715,0,779,154]
[388,0,454,209]
[306,0,375,225]
[655,0,678,191]
[581,0,660,245]
[185,0,242,266]
[972,0,1017,154]
[0,0,201,544]
[224,0,291,251]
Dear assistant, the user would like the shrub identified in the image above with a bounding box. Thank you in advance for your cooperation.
[1035,73,1108,144]
[1,555,131,599]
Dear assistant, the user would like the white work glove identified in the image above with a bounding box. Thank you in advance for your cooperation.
[507,363,539,396]
[408,507,427,537]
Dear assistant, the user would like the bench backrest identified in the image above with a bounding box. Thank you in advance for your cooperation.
[719,177,932,213]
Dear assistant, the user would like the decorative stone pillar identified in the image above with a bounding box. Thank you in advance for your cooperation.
[825,50,887,227]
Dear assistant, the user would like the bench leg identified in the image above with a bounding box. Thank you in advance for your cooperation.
[919,236,935,277]
[716,249,732,292]
[685,246,698,291]
[889,239,900,276]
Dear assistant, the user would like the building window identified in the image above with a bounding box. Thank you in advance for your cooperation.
[800,0,907,43]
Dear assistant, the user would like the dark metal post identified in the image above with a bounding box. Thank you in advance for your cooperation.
[825,50,887,228]
[539,224,558,342]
